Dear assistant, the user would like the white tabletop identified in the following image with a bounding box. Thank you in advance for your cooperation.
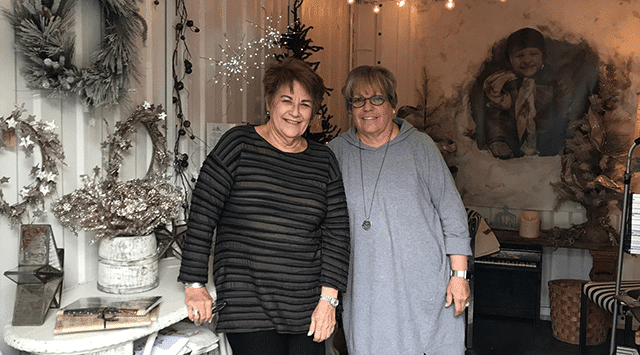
[4,257,191,354]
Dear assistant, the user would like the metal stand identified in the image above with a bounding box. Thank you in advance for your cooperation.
[610,137,640,355]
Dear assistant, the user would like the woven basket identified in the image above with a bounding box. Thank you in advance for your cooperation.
[548,279,610,345]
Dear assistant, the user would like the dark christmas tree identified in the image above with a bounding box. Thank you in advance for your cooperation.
[275,0,340,144]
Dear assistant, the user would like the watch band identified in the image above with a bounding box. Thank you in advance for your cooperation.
[450,270,469,280]
[319,295,339,307]
[183,282,206,289]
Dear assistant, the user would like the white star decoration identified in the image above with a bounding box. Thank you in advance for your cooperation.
[158,112,167,120]
[6,117,17,128]
[45,120,57,131]
[36,170,47,180]
[143,101,152,110]
[19,136,34,148]
[39,184,51,196]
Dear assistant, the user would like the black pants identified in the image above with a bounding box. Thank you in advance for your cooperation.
[226,330,325,355]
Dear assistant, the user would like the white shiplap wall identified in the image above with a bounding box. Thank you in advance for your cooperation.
[0,0,351,353]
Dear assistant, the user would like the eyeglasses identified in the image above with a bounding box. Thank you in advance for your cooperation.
[351,95,387,108]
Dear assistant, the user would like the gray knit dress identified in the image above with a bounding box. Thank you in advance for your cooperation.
[328,119,472,355]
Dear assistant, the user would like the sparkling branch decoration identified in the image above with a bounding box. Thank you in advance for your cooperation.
[52,103,182,242]
[205,12,284,92]
[0,104,66,226]
[4,0,147,108]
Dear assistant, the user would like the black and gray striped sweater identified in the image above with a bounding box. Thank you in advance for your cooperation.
[178,125,350,334]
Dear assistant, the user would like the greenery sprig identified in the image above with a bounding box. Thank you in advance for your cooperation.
[4,0,147,108]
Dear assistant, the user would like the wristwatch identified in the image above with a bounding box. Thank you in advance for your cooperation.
[320,295,339,308]
[183,282,206,289]
[450,270,469,280]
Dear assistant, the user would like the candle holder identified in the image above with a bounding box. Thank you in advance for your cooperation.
[4,224,64,326]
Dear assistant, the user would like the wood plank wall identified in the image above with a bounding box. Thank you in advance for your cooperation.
[0,1,350,353]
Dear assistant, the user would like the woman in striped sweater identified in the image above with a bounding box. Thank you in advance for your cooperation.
[178,57,350,355]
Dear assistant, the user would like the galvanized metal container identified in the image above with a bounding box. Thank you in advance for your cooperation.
[97,234,159,294]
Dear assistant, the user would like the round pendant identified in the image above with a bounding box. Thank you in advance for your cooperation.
[362,220,371,230]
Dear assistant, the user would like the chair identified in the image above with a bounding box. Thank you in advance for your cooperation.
[579,280,640,354]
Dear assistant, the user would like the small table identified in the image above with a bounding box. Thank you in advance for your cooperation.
[4,257,193,355]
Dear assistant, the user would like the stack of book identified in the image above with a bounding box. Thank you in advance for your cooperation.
[54,296,162,335]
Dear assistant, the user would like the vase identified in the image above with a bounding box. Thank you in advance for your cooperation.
[97,234,159,294]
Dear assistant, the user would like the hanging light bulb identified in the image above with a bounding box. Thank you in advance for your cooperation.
[373,4,380,13]
[445,0,455,10]
[347,0,355,4]
[500,0,508,2]
[397,0,406,7]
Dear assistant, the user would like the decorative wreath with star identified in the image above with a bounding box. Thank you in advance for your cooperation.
[51,102,183,242]
[4,0,147,108]
[0,105,66,226]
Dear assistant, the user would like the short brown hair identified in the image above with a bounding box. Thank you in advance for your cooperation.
[263,57,326,115]
[342,65,398,113]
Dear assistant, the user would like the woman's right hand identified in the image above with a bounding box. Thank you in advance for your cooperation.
[185,286,214,326]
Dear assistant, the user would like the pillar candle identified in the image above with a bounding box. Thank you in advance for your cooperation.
[519,211,540,239]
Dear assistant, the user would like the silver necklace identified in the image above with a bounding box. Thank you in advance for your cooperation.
[358,127,393,231]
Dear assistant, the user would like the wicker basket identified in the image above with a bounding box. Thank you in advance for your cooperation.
[548,279,610,345]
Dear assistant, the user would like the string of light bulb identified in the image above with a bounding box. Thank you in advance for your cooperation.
[346,0,457,12]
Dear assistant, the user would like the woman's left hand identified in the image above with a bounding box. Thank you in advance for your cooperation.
[446,276,471,317]
[307,299,336,342]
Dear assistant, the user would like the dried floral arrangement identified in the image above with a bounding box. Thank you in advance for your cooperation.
[548,59,635,246]
[52,103,183,242]
[0,104,66,226]
[4,0,147,108]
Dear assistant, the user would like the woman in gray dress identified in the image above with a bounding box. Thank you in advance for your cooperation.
[328,65,472,355]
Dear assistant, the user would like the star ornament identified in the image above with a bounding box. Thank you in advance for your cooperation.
[6,117,17,129]
[19,136,34,148]
[158,112,167,121]
[40,184,51,196]
[45,120,57,131]
[143,101,152,110]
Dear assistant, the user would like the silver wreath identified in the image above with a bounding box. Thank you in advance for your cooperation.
[0,104,66,226]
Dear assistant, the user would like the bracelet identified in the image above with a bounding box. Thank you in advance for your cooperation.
[450,270,469,280]
[184,282,206,289]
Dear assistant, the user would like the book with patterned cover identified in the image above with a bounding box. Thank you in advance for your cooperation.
[59,296,162,316]
[53,304,159,334]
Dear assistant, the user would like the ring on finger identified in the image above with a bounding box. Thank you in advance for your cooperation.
[193,310,199,317]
